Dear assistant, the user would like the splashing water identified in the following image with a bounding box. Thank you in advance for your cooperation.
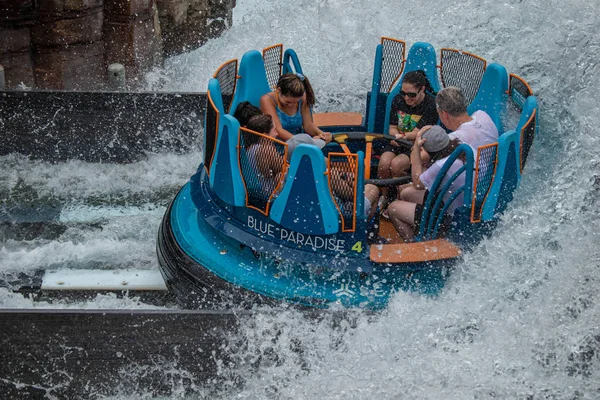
[2,0,600,397]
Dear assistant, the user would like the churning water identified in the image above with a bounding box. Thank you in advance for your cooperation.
[2,0,600,397]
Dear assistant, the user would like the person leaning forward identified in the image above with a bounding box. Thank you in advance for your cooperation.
[386,125,467,242]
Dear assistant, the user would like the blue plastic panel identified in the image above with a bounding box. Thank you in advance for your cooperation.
[209,115,246,206]
[480,129,519,220]
[467,63,509,133]
[207,78,225,114]
[515,96,538,134]
[270,144,339,235]
[283,49,303,75]
[416,143,474,241]
[367,44,384,133]
[229,50,272,112]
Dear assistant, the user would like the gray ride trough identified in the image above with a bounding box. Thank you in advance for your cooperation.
[0,309,241,397]
[0,90,207,163]
[0,89,249,396]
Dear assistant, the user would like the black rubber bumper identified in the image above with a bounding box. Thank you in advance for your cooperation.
[156,195,277,309]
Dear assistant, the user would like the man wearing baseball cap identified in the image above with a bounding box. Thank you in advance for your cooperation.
[386,125,467,241]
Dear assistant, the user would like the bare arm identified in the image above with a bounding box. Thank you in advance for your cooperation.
[389,125,419,140]
[301,100,331,143]
[410,128,431,189]
[260,94,294,141]
[410,145,426,190]
[403,127,420,140]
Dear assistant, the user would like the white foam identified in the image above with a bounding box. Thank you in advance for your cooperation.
[3,0,600,396]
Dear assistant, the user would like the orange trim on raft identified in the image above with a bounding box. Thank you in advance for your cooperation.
[440,48,487,65]
[364,142,372,179]
[380,37,407,92]
[470,143,499,223]
[262,43,283,53]
[326,152,358,232]
[206,90,220,179]
[313,112,363,127]
[378,220,403,244]
[369,239,462,263]
[439,48,487,88]
[519,109,537,174]
[238,127,288,216]
[339,143,352,155]
[212,59,238,113]
[509,73,534,97]
[212,58,238,79]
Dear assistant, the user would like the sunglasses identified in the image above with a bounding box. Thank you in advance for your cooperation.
[400,90,420,98]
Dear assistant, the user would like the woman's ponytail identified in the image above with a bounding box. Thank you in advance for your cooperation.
[278,73,317,108]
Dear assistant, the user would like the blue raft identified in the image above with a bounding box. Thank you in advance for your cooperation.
[157,38,539,309]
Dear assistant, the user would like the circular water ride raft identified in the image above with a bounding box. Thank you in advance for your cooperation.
[157,38,539,309]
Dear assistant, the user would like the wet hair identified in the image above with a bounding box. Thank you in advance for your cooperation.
[402,70,435,96]
[427,138,466,164]
[244,114,274,148]
[277,73,316,108]
[233,101,262,127]
[435,87,468,117]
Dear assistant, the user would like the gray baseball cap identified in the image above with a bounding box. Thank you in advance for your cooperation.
[422,125,449,153]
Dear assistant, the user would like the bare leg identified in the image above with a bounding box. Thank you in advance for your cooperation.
[378,151,396,199]
[390,154,410,177]
[396,183,414,200]
[400,187,426,204]
[377,151,396,179]
[364,184,379,219]
[387,200,417,242]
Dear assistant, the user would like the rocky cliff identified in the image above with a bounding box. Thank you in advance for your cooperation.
[0,0,234,90]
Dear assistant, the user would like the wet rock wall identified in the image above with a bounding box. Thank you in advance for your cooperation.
[0,0,234,90]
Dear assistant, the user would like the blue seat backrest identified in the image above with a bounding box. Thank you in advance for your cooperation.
[283,48,303,75]
[473,95,538,221]
[209,114,246,207]
[383,42,441,130]
[515,95,538,135]
[203,78,226,174]
[480,129,520,220]
[229,50,272,113]
[467,63,508,133]
[202,78,225,173]
[207,78,226,115]
[270,144,339,235]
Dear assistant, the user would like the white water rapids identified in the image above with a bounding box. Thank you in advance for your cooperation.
[2,0,600,397]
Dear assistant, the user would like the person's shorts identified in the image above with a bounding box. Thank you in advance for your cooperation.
[412,190,429,235]
[372,139,409,156]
